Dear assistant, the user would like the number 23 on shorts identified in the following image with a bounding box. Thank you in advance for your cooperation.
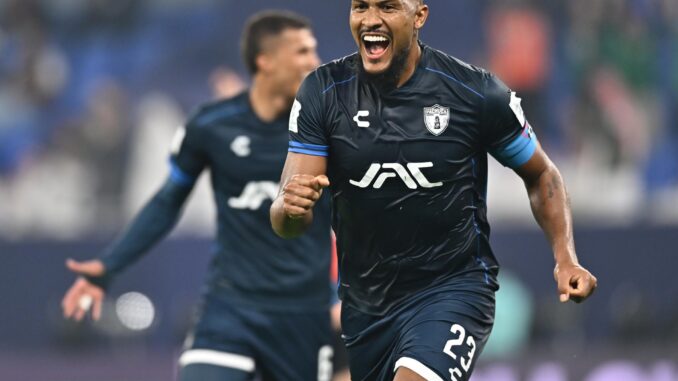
[442,323,477,381]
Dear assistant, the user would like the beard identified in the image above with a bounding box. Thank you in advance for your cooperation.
[354,42,412,92]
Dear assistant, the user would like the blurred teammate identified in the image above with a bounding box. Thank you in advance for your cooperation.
[271,1,597,381]
[61,11,336,381]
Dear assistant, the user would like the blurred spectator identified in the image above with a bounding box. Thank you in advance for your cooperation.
[0,0,69,177]
[487,1,551,147]
[69,79,131,229]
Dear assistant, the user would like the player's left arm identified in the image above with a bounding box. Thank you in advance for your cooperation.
[482,72,596,303]
[515,145,597,303]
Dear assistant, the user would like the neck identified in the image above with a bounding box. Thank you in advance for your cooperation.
[250,75,290,123]
[397,39,422,87]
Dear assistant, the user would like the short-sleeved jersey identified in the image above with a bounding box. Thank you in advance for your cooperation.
[172,92,332,311]
[289,44,537,315]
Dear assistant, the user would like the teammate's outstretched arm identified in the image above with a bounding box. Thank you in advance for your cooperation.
[270,153,328,239]
[61,176,194,321]
[515,144,597,303]
[62,259,106,321]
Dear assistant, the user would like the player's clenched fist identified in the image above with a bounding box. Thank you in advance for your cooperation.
[282,174,330,219]
[554,262,597,303]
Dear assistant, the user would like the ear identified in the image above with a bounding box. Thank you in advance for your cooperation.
[414,4,429,30]
[256,53,272,74]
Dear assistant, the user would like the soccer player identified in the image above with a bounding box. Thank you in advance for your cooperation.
[61,11,335,381]
[270,1,598,381]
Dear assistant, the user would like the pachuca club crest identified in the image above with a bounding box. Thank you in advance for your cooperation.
[423,104,450,136]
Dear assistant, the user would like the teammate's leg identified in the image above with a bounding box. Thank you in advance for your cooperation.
[179,361,252,381]
[255,309,333,381]
[180,296,257,381]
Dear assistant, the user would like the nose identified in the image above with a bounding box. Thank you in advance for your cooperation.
[362,6,383,30]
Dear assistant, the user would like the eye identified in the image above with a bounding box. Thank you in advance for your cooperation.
[352,2,368,11]
[381,2,397,11]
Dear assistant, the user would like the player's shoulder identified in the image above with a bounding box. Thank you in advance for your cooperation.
[302,53,359,95]
[185,91,250,129]
[422,44,499,99]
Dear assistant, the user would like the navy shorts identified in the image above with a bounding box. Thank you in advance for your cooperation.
[341,279,496,381]
[180,295,333,381]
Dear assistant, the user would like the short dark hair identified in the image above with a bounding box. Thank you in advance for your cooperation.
[241,10,312,75]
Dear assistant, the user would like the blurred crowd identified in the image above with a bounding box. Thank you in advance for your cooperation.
[0,0,677,239]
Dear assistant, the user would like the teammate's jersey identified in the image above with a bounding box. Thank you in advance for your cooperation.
[289,43,537,315]
[172,92,332,311]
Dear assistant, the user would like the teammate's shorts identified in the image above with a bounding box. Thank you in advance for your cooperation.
[180,294,333,381]
[341,276,496,381]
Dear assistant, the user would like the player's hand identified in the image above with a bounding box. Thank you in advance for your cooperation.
[62,259,106,321]
[554,262,597,303]
[282,174,330,219]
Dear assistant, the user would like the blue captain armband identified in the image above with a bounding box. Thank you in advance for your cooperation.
[288,141,329,157]
[169,159,197,186]
[491,123,538,169]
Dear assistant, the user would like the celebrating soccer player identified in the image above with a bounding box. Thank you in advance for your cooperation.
[62,10,337,381]
[271,1,597,380]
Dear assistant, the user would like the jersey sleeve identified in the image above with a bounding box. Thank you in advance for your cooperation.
[288,72,329,157]
[168,117,208,186]
[481,73,538,169]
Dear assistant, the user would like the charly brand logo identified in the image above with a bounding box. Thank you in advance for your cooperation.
[228,181,279,210]
[353,110,370,128]
[230,135,251,157]
[423,104,450,136]
[349,162,442,189]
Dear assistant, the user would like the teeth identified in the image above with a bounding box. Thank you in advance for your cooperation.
[363,35,388,42]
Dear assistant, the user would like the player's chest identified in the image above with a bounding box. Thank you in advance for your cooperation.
[204,124,288,179]
[330,88,481,165]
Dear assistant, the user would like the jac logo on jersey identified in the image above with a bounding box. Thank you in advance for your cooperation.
[349,162,443,189]
[228,181,279,210]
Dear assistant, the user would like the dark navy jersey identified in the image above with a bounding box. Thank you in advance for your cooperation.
[172,92,332,311]
[289,44,537,315]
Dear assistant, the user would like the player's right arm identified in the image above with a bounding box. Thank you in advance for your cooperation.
[62,120,208,321]
[270,71,330,239]
[270,153,328,238]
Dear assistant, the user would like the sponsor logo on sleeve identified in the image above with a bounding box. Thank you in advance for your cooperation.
[170,126,186,155]
[289,99,302,133]
[509,91,527,127]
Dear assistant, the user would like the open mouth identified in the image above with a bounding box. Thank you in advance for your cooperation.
[362,34,391,60]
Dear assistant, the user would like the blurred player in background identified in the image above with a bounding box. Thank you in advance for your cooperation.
[271,1,597,380]
[61,10,338,381]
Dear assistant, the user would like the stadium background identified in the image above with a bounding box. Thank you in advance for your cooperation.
[1,0,677,380]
